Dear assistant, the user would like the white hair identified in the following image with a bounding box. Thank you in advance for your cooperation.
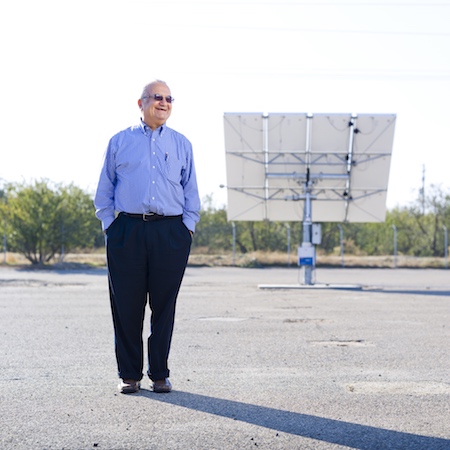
[140,79,168,99]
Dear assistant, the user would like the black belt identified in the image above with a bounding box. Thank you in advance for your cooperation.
[121,212,181,222]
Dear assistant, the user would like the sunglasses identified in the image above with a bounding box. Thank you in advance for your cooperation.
[142,94,175,104]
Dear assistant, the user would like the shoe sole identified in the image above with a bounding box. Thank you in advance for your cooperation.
[153,387,171,393]
[152,378,172,393]
[119,382,140,394]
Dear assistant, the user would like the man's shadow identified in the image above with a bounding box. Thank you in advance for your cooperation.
[140,390,449,450]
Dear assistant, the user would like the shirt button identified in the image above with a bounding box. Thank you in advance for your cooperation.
[152,197,155,200]
[152,181,155,184]
[152,166,155,169]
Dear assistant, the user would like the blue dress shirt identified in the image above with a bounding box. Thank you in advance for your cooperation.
[94,120,201,232]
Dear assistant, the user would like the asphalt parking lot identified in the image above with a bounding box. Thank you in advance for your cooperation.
[0,266,449,450]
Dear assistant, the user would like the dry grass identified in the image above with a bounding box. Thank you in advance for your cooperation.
[0,251,106,269]
[188,251,449,269]
[1,251,448,269]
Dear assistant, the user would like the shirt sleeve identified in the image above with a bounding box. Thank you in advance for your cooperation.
[94,138,117,232]
[181,139,201,233]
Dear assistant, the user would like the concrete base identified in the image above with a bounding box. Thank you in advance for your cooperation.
[258,283,362,290]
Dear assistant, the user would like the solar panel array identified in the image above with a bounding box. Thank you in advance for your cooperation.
[224,112,396,222]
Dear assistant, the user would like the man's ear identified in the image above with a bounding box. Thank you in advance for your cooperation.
[137,99,143,110]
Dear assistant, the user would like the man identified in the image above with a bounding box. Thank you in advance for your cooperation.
[94,79,200,394]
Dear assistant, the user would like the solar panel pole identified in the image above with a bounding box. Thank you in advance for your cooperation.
[299,169,315,285]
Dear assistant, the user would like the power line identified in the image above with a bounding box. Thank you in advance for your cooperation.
[170,23,450,37]
[178,66,450,80]
[152,1,450,6]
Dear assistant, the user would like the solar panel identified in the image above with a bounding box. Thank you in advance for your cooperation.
[224,112,396,223]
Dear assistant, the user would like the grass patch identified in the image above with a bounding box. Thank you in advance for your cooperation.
[0,251,448,269]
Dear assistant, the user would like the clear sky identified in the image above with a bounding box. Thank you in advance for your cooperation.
[1,0,449,211]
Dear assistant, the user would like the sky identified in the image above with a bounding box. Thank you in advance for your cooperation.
[1,0,450,212]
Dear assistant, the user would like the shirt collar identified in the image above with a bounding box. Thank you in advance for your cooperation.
[140,119,166,137]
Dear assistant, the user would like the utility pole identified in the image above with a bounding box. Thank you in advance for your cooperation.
[392,225,398,269]
[2,220,6,265]
[232,222,236,266]
[421,164,426,214]
[286,224,291,267]
[444,225,448,269]
[337,224,344,268]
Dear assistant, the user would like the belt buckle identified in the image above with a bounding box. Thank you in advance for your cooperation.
[143,212,156,221]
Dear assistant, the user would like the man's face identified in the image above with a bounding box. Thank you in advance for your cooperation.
[138,82,173,130]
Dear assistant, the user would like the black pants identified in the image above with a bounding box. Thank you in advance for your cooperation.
[106,213,191,381]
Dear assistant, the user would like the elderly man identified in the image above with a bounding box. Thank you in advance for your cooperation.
[94,80,200,394]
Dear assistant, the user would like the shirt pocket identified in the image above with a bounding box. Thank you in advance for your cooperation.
[165,158,183,183]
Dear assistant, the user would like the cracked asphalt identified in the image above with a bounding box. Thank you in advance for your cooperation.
[0,266,449,450]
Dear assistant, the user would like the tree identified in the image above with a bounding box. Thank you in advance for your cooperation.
[2,180,100,265]
[191,194,233,252]
[419,184,450,256]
